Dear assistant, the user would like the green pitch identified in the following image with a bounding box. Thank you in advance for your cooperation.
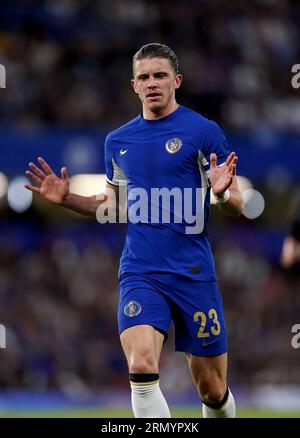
[0,407,299,418]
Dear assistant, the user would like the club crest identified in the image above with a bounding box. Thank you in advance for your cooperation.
[124,301,142,317]
[165,138,183,154]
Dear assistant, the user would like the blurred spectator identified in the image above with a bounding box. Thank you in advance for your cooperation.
[280,194,300,270]
[0,235,126,390]
[0,0,300,130]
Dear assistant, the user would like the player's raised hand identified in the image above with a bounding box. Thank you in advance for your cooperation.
[209,152,238,196]
[25,157,70,205]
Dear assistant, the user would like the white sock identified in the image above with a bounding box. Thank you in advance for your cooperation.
[130,380,171,418]
[202,388,236,418]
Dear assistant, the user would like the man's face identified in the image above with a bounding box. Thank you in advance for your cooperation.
[131,57,182,114]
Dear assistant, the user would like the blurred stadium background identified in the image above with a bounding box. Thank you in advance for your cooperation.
[0,0,300,418]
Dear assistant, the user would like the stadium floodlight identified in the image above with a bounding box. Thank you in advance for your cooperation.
[7,176,33,213]
[242,189,265,219]
[69,174,107,196]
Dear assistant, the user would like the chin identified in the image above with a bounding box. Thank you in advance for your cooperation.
[148,102,164,113]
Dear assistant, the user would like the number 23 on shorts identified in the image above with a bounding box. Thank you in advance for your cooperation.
[193,308,221,338]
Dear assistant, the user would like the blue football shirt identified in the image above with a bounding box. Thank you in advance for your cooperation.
[104,105,230,281]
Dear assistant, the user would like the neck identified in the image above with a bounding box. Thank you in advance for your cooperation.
[143,100,179,120]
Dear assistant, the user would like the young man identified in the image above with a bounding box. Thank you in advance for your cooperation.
[25,43,244,418]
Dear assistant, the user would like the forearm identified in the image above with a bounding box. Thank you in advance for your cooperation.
[62,193,107,217]
[217,188,244,217]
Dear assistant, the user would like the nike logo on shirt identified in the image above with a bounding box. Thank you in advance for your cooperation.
[120,149,128,155]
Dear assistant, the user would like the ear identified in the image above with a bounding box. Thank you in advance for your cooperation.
[131,78,138,94]
[174,74,183,90]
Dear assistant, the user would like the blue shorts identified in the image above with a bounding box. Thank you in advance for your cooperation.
[118,273,227,357]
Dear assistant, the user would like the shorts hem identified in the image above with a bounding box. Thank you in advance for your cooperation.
[119,322,168,343]
[175,344,227,357]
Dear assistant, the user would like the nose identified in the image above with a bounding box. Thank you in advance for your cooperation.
[147,77,158,89]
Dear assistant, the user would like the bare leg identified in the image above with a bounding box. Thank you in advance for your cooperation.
[186,353,236,418]
[120,325,170,418]
[120,324,164,373]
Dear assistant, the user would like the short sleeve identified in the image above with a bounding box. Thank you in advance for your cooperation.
[199,121,231,175]
[104,134,127,186]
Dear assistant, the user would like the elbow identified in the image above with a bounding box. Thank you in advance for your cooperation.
[240,196,245,215]
[228,208,243,218]
[234,200,244,217]
[231,192,244,217]
[226,200,244,218]
[226,189,244,217]
[237,200,245,217]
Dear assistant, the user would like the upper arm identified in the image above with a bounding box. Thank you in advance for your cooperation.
[104,134,128,218]
[106,180,118,189]
[104,134,127,187]
[105,182,127,217]
[105,182,120,199]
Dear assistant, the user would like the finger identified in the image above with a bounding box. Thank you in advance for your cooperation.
[228,162,237,176]
[229,156,238,173]
[210,153,217,168]
[61,166,69,180]
[29,162,46,179]
[225,152,236,166]
[37,157,54,175]
[25,170,42,186]
[24,184,41,194]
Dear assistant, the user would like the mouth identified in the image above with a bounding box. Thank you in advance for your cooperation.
[146,92,162,100]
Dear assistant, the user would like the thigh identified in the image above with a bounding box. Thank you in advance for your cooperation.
[118,279,172,343]
[120,324,165,367]
[171,281,228,357]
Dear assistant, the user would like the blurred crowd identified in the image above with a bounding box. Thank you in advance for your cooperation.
[0,222,299,392]
[0,0,300,130]
[0,0,300,395]
[0,232,125,391]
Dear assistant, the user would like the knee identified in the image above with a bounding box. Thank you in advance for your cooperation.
[128,350,158,374]
[199,379,227,406]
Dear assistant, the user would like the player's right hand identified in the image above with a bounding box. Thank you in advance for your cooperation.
[25,157,70,205]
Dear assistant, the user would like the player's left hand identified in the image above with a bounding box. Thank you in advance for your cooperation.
[209,152,238,196]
